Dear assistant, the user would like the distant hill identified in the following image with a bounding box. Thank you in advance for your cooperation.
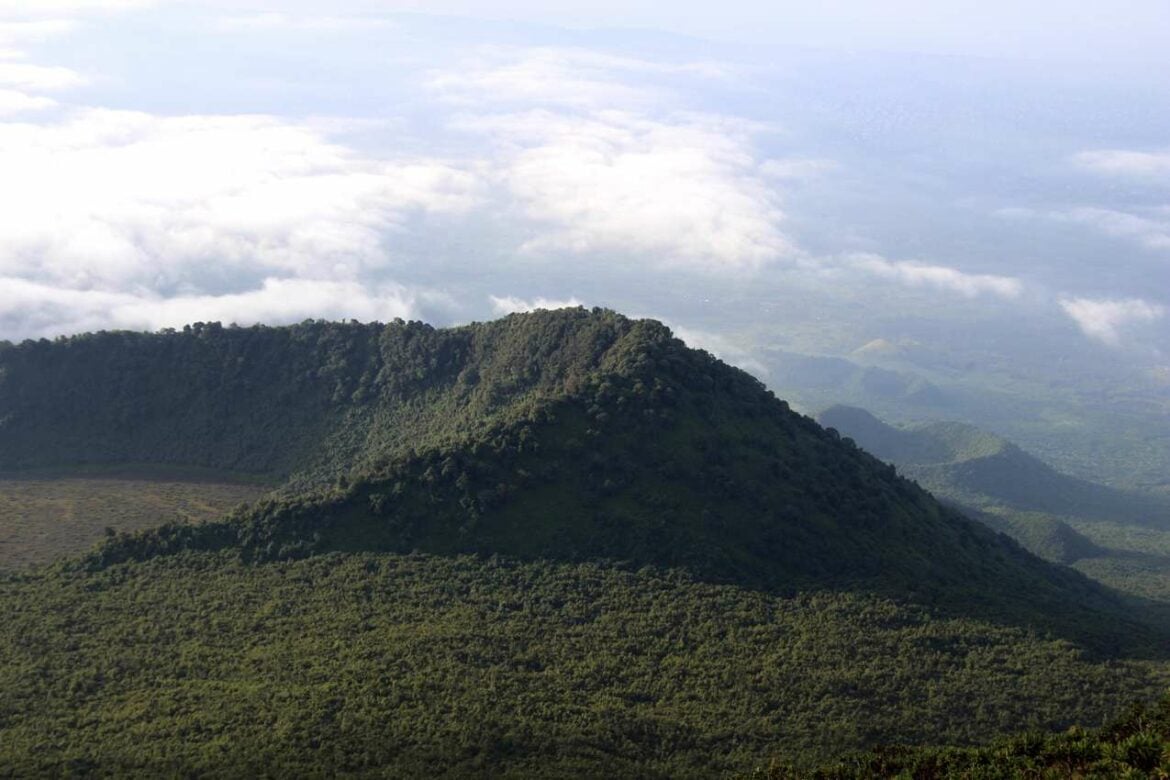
[762,349,951,410]
[817,405,1170,529]
[816,408,1170,626]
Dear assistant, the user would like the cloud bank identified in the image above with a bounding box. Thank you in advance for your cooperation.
[433,48,798,272]
[475,110,793,271]
[489,295,585,315]
[1074,148,1170,180]
[0,107,482,338]
[0,276,421,339]
[849,254,1023,299]
[1059,296,1165,346]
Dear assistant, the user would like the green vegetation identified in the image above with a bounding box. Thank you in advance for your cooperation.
[2,552,1167,777]
[816,405,1169,526]
[2,309,1169,775]
[45,313,1155,655]
[817,405,1170,619]
[756,691,1170,778]
[759,340,1170,494]
[0,312,693,489]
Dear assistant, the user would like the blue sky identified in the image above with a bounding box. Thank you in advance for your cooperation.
[0,0,1167,397]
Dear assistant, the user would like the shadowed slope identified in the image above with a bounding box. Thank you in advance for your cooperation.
[0,311,659,487]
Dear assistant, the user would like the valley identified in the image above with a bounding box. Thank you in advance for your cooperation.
[817,405,1170,633]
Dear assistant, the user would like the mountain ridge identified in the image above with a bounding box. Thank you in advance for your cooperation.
[0,309,1153,653]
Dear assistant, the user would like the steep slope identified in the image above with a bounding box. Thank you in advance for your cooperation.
[1,311,1162,650]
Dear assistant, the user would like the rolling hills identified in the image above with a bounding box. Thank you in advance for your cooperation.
[816,404,1170,627]
[1,309,1168,775]
[816,405,1170,526]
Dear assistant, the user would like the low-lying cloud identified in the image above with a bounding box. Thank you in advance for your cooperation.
[849,254,1023,299]
[0,276,422,340]
[1001,206,1170,251]
[0,62,85,90]
[0,88,55,114]
[1059,296,1165,346]
[464,110,794,271]
[436,46,799,273]
[0,108,481,286]
[668,324,768,378]
[489,295,585,316]
[431,46,730,110]
[1074,148,1170,180]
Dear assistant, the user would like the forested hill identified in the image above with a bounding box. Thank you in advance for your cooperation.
[0,311,674,485]
[0,309,1146,653]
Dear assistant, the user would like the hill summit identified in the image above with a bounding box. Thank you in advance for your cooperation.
[0,309,1156,652]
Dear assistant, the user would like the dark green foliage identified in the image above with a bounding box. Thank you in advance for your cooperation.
[753,691,1170,778]
[59,312,1161,655]
[1,552,1166,778]
[3,309,1170,775]
[0,311,653,486]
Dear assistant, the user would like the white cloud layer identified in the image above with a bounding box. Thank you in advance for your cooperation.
[489,295,584,315]
[999,206,1170,251]
[1059,296,1165,346]
[1074,148,1170,180]
[849,254,1023,298]
[0,276,420,339]
[1063,207,1170,250]
[0,106,485,339]
[0,19,77,49]
[215,13,397,33]
[668,324,767,377]
[0,0,154,18]
[434,47,794,273]
[431,46,729,110]
[0,88,55,114]
[0,62,85,90]
[0,108,482,291]
[465,110,793,271]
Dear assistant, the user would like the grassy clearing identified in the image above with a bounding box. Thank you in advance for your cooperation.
[0,469,269,570]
